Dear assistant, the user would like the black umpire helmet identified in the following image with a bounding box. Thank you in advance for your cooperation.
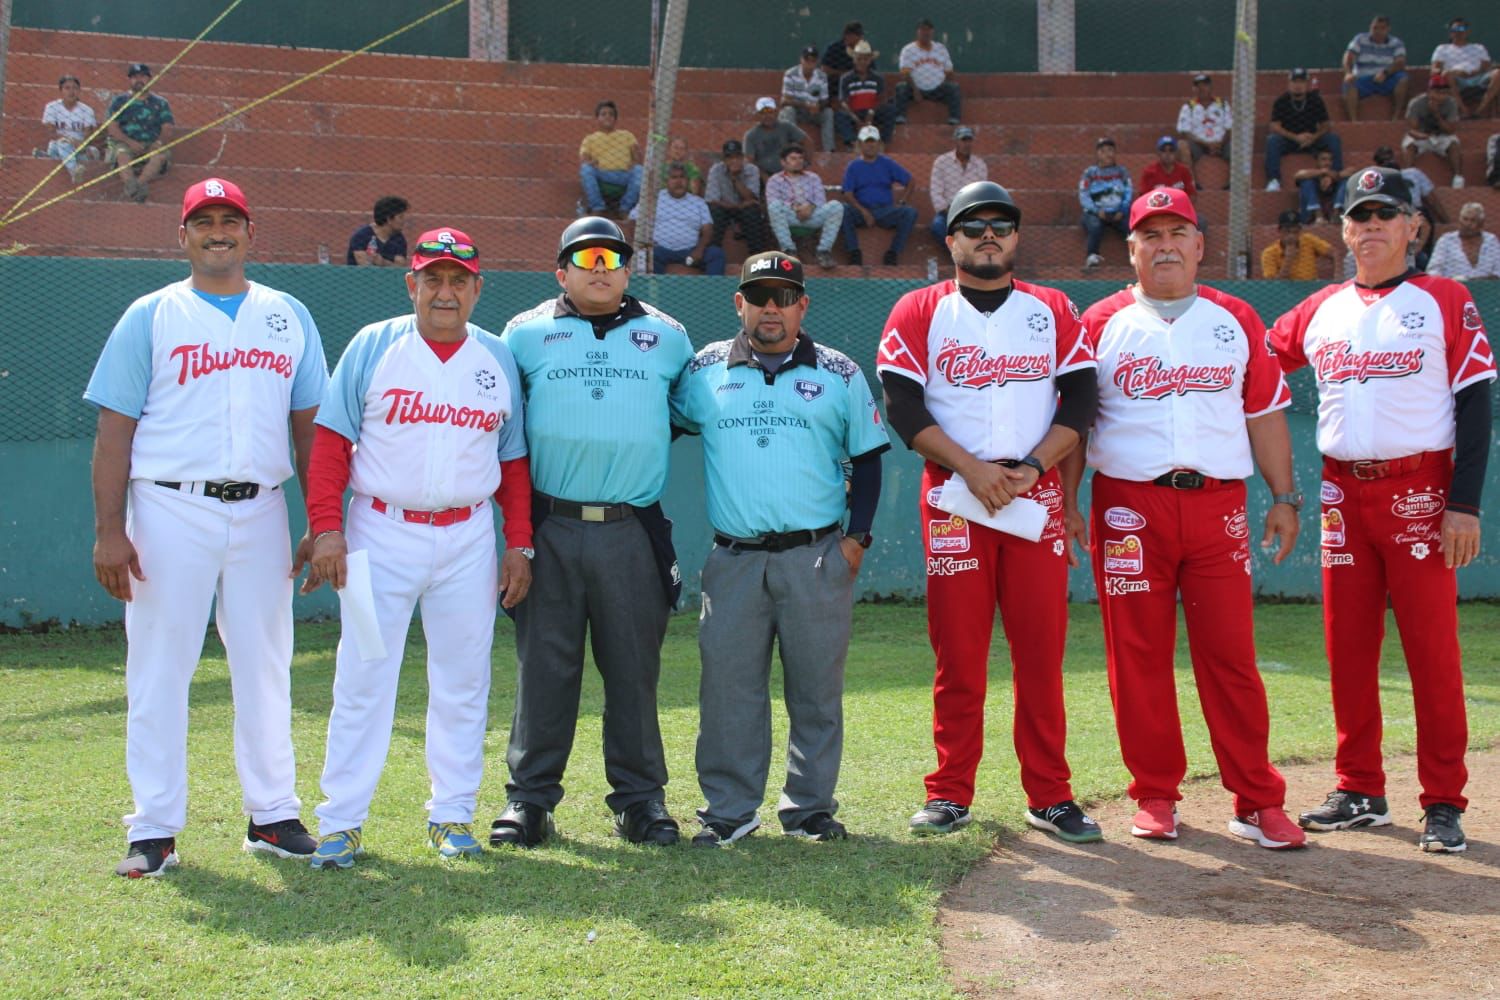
[557,216,633,265]
[945,181,1021,233]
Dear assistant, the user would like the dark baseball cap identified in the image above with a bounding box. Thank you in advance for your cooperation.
[739,251,804,290]
[1342,167,1412,214]
[1192,73,1211,84]
[1289,67,1309,81]
[1095,136,1116,148]
[1448,18,1469,31]
[127,62,151,77]
[1372,145,1397,166]
[1277,210,1301,228]
[1156,135,1178,150]
[801,44,819,57]
[722,139,744,157]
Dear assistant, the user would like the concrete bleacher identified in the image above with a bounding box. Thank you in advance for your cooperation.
[3,27,1497,282]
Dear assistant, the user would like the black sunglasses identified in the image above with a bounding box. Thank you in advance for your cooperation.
[1345,205,1406,223]
[954,217,1017,238]
[741,285,804,307]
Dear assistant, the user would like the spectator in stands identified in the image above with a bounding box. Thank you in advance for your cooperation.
[1292,148,1349,224]
[1139,135,1197,199]
[1402,74,1466,189]
[894,18,961,127]
[1261,209,1334,280]
[107,62,173,203]
[1079,136,1132,269]
[1264,68,1342,193]
[1341,15,1408,121]
[1430,17,1499,119]
[744,97,807,183]
[345,195,410,267]
[840,126,917,267]
[579,99,643,217]
[928,125,987,241]
[1372,144,1443,221]
[630,162,724,275]
[41,73,97,182]
[780,44,835,154]
[660,136,703,196]
[1175,73,1231,190]
[1427,201,1500,279]
[705,139,770,256]
[765,144,843,269]
[837,41,896,148]
[821,21,867,95]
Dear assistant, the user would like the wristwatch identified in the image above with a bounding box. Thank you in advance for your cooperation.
[515,547,535,560]
[845,531,874,549]
[1019,455,1046,477]
[684,254,696,267]
[1271,491,1304,512]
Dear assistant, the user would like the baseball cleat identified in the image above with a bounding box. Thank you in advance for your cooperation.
[1419,803,1467,853]
[1026,800,1103,844]
[1228,807,1306,849]
[784,812,847,841]
[244,818,317,859]
[691,816,761,848]
[1131,798,1180,840]
[909,799,972,836]
[309,828,363,870]
[116,837,179,878]
[427,822,483,859]
[1297,789,1392,831]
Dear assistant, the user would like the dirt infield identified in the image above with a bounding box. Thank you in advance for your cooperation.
[940,750,1500,999]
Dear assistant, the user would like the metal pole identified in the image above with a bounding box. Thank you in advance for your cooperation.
[637,0,687,270]
[1226,0,1257,279]
[1037,0,1075,74]
[0,0,13,152]
[468,0,507,62]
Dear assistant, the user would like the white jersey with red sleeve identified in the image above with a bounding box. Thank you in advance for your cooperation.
[875,278,1095,460]
[1269,274,1496,461]
[1083,284,1292,481]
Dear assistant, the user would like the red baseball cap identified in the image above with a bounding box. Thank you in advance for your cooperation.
[411,227,480,274]
[1129,187,1198,230]
[181,177,250,224]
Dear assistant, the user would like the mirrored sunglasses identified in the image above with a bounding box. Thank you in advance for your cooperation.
[415,240,478,260]
[741,285,804,308]
[1345,205,1405,223]
[568,247,627,270]
[954,217,1017,238]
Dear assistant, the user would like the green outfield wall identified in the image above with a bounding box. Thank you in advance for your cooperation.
[1,258,1496,627]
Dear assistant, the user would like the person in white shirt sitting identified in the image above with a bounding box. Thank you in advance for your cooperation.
[1427,202,1500,280]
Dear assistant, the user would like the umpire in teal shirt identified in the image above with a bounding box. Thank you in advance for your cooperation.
[493,217,694,848]
[674,251,890,846]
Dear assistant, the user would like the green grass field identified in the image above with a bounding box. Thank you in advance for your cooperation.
[3,604,1498,998]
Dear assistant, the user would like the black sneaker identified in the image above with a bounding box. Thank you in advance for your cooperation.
[116,837,179,878]
[489,800,555,848]
[244,818,317,859]
[614,800,680,845]
[1297,789,1393,831]
[691,816,761,848]
[848,249,863,266]
[909,799,972,836]
[784,812,847,841]
[1419,803,1467,853]
[882,250,899,266]
[1025,800,1104,844]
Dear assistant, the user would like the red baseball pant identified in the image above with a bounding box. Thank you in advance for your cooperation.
[921,462,1074,810]
[1319,452,1467,810]
[1090,475,1286,816]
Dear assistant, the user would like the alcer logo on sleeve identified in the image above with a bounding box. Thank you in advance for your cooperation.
[1112,352,1235,399]
[1312,341,1423,383]
[933,337,1051,388]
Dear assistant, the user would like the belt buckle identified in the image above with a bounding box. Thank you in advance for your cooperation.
[581,505,607,523]
[1350,461,1382,481]
[403,509,433,524]
[217,481,255,503]
[1168,471,1203,490]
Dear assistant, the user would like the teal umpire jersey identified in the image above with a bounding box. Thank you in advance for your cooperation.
[675,332,891,539]
[503,295,694,507]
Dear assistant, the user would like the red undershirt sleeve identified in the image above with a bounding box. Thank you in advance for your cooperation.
[495,456,533,549]
[307,425,353,537]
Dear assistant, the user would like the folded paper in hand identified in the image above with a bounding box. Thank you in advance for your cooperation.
[932,475,1048,542]
[339,548,387,661]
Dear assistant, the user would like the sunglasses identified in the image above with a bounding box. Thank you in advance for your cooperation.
[568,246,627,270]
[741,284,804,308]
[415,240,478,260]
[954,217,1017,238]
[1345,205,1406,223]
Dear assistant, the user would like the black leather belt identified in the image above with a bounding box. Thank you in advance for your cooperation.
[155,480,261,502]
[543,497,634,522]
[1151,470,1224,490]
[714,524,839,552]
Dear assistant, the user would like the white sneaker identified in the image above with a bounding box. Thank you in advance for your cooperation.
[1452,175,1466,189]
[1084,254,1104,269]
[1265,179,1281,192]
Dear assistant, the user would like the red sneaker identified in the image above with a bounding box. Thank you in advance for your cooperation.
[1229,806,1307,849]
[1131,798,1179,839]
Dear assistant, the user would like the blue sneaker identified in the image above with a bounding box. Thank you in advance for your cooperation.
[309,828,363,870]
[428,821,483,859]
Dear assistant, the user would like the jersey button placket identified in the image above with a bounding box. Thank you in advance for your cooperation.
[224,310,248,478]
[426,353,457,509]
[1166,314,1195,468]
[986,310,1011,459]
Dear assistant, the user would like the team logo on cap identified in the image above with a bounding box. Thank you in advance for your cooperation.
[749,257,775,273]
[1146,190,1173,209]
[1356,169,1383,192]
[794,379,824,401]
[780,258,795,272]
[204,180,226,197]
[436,231,456,244]
[631,329,659,352]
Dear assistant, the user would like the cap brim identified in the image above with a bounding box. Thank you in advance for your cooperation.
[1343,192,1406,213]
[411,255,480,274]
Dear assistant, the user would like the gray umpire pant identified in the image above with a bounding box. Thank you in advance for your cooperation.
[696,530,854,830]
[506,514,670,814]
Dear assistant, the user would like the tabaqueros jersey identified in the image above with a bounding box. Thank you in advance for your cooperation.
[503,295,693,506]
[83,279,328,485]
[1269,274,1496,461]
[875,279,1095,460]
[317,316,526,511]
[675,332,890,539]
[1083,285,1291,481]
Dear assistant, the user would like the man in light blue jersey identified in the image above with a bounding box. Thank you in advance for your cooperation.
[493,216,695,848]
[675,251,889,847]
